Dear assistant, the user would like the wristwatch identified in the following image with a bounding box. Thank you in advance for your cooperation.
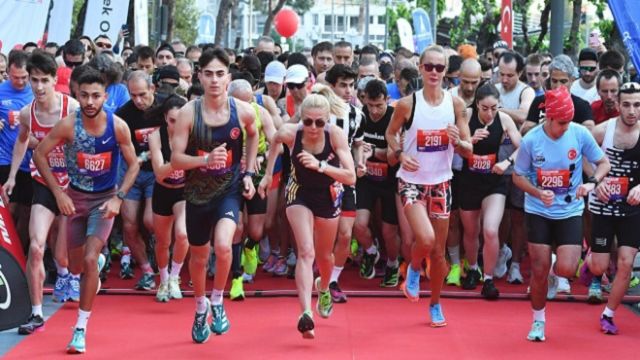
[507,157,515,166]
[318,160,328,173]
[586,176,599,185]
[394,149,403,160]
[116,190,126,200]
[243,171,256,178]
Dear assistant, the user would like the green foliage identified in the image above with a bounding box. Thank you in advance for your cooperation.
[173,0,201,45]
[386,3,413,50]
[71,0,85,35]
[449,0,491,47]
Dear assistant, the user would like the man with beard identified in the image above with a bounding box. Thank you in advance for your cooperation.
[591,70,622,124]
[571,48,600,104]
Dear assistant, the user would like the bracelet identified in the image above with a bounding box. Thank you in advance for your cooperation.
[243,171,256,178]
[203,154,209,165]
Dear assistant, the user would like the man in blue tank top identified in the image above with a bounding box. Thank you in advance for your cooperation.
[33,68,140,354]
[171,48,259,344]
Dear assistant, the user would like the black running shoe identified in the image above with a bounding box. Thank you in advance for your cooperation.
[380,265,399,288]
[297,311,315,339]
[481,278,500,300]
[359,251,380,279]
[18,314,45,335]
[461,269,482,290]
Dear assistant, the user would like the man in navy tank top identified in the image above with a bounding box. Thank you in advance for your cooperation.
[33,68,140,354]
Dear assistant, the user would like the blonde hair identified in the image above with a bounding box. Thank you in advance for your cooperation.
[300,93,331,118]
[310,83,349,120]
[419,44,448,67]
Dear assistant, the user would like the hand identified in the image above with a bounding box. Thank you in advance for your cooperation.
[207,143,228,167]
[118,27,129,40]
[2,177,16,197]
[362,143,374,160]
[538,189,555,207]
[576,183,595,199]
[471,128,490,144]
[242,176,256,200]
[55,192,76,216]
[258,174,272,199]
[356,163,367,178]
[447,124,460,145]
[99,197,122,219]
[627,185,640,206]
[399,153,420,172]
[492,160,509,175]
[297,150,320,171]
[595,181,611,203]
[255,155,264,173]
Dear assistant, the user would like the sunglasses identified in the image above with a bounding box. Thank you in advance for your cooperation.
[160,81,179,88]
[96,42,112,49]
[302,118,326,128]
[620,82,640,93]
[287,82,306,90]
[580,66,597,72]
[64,59,83,68]
[422,63,446,73]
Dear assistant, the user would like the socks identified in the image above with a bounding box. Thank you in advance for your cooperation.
[75,309,91,330]
[71,273,81,281]
[121,247,131,264]
[469,263,479,271]
[170,261,183,278]
[447,245,460,265]
[330,266,343,283]
[511,262,520,270]
[54,261,69,276]
[159,266,169,283]
[603,306,615,318]
[387,258,399,268]
[484,274,493,281]
[210,289,223,305]
[140,262,153,274]
[196,296,208,314]
[533,308,545,322]
[365,245,377,255]
[32,304,43,317]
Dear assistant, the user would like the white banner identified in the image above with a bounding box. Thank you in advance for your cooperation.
[83,0,130,43]
[0,0,52,52]
[396,18,415,53]
[134,0,148,45]
[48,0,74,45]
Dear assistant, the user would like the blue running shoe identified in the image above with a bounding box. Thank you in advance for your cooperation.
[527,320,546,342]
[53,273,70,303]
[401,265,420,302]
[66,328,86,354]
[68,275,81,302]
[429,303,447,327]
[191,299,211,344]
[211,304,230,335]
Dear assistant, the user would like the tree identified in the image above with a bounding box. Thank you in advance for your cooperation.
[566,0,583,59]
[215,0,237,45]
[173,0,200,44]
[386,0,445,51]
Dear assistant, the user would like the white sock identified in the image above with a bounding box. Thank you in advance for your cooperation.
[140,262,154,274]
[75,309,91,330]
[603,306,615,318]
[532,308,545,322]
[54,261,69,276]
[330,266,343,283]
[121,246,131,264]
[210,289,224,305]
[511,262,520,269]
[170,261,183,277]
[159,266,169,283]
[32,304,43,317]
[195,296,208,314]
[484,274,493,280]
[469,263,479,271]
[365,245,377,255]
[447,245,460,265]
[71,273,80,280]
[387,258,399,268]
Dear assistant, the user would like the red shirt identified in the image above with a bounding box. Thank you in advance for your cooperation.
[592,100,619,124]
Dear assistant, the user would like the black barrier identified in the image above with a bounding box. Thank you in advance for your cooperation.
[0,247,30,331]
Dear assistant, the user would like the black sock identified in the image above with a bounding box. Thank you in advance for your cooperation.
[245,238,258,249]
[231,243,243,278]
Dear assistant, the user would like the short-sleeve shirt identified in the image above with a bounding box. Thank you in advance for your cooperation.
[526,93,593,125]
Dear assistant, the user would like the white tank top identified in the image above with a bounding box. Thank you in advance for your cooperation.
[397,88,455,185]
[496,81,529,110]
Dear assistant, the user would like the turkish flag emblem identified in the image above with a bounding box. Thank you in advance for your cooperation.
[501,0,513,49]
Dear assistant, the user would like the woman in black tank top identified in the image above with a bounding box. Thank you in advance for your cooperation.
[257,94,356,339]
[458,84,522,298]
[148,95,189,302]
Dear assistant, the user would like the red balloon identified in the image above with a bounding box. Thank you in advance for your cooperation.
[274,8,299,38]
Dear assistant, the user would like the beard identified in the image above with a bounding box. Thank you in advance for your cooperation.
[81,104,104,119]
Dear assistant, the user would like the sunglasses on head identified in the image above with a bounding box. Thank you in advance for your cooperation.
[620,82,640,94]
[580,66,597,72]
[302,118,326,128]
[287,82,306,90]
[422,63,446,73]
[96,42,112,49]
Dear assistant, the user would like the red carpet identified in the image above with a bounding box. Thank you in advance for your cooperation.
[5,295,639,359]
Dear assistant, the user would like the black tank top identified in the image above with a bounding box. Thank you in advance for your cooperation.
[462,110,504,176]
[362,105,397,183]
[290,125,340,190]
[159,125,185,186]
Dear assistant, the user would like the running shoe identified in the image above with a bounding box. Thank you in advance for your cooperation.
[578,260,594,286]
[380,264,399,288]
[68,275,81,302]
[258,238,270,263]
[297,311,315,339]
[429,303,447,327]
[243,246,258,275]
[66,328,86,354]
[494,245,512,279]
[527,320,546,342]
[547,274,559,300]
[241,272,254,283]
[192,299,211,343]
[587,278,603,304]
[359,251,380,279]
[263,254,278,273]
[120,262,134,279]
[168,275,183,299]
[446,263,462,287]
[53,273,70,303]
[272,257,288,276]
[401,265,420,302]
[350,238,359,258]
[17,314,45,335]
[315,277,333,318]
[211,304,230,335]
[600,315,618,335]
[135,273,156,291]
[97,253,106,294]
[286,250,297,267]
[156,281,170,302]
[507,264,524,284]
[230,277,245,301]
[329,281,347,303]
[461,268,482,290]
[481,278,500,300]
[557,276,571,294]
[399,262,408,280]
[629,276,640,289]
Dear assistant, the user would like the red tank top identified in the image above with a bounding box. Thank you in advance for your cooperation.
[30,94,70,188]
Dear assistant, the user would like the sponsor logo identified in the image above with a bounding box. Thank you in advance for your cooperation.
[568,148,577,160]
[230,127,241,140]
[102,136,113,145]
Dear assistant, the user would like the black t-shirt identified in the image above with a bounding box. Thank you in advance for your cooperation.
[115,95,166,172]
[526,93,593,125]
[361,105,397,183]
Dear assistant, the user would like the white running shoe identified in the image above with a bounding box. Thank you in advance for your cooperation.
[507,264,524,284]
[556,276,571,294]
[495,245,512,279]
[168,275,183,299]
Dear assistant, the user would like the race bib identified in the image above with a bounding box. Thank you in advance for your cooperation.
[537,169,570,194]
[198,149,233,176]
[469,154,496,174]
[48,150,66,173]
[417,129,449,152]
[77,152,112,177]
[8,110,20,129]
[163,169,185,185]
[134,127,159,150]
[366,161,389,181]
[605,176,629,202]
